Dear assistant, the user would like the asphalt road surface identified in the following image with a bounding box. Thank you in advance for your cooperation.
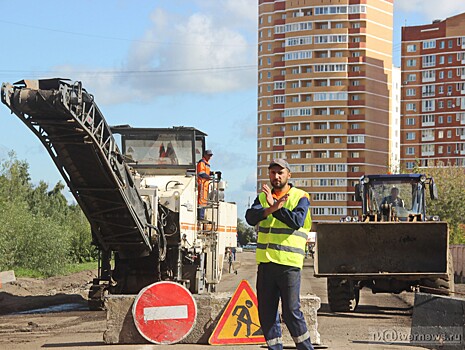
[0,251,437,349]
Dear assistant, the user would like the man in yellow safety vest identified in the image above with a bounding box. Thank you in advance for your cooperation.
[245,158,313,350]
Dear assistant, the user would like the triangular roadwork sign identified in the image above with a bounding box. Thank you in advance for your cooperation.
[209,279,266,345]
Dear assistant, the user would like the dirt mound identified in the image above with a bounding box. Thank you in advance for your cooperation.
[0,270,97,315]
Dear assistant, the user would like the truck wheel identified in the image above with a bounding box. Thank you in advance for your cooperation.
[420,252,455,295]
[327,278,359,312]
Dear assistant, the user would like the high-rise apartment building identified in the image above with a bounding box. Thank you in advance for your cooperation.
[401,13,465,170]
[257,0,393,221]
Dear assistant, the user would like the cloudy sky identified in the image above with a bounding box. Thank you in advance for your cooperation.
[1,0,465,218]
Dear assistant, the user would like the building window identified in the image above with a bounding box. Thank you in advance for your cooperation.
[406,103,416,111]
[406,88,416,96]
[347,135,365,143]
[422,100,435,112]
[407,44,416,52]
[423,40,436,49]
[406,132,416,140]
[406,147,415,155]
[406,161,415,169]
[407,59,416,67]
[422,55,436,67]
[407,74,416,82]
[406,118,415,125]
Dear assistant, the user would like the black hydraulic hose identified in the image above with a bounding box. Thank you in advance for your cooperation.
[148,223,167,262]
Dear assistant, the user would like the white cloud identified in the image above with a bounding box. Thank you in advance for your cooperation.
[396,0,465,21]
[52,4,257,105]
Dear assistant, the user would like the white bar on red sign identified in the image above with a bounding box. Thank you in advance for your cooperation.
[143,305,188,322]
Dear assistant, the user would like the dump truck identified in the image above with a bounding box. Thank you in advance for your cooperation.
[1,79,237,309]
[314,174,454,312]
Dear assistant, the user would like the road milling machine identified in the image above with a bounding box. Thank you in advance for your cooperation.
[314,174,454,312]
[1,79,237,309]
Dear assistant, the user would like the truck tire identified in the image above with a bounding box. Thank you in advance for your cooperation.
[327,278,359,312]
[420,252,455,295]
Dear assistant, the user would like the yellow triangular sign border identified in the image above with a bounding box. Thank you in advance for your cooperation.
[209,279,266,345]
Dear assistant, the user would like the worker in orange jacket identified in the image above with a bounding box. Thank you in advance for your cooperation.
[197,149,213,220]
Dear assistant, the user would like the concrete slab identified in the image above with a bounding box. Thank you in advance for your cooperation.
[104,292,321,345]
[0,270,16,287]
[411,292,465,349]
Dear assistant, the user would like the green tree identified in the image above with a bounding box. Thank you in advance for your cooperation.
[414,164,465,244]
[0,152,95,275]
[237,218,255,246]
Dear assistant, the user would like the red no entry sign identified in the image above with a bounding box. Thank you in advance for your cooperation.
[132,281,197,344]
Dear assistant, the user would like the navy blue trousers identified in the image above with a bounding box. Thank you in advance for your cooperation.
[256,262,314,350]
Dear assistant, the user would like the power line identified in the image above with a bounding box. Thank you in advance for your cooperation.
[0,19,256,48]
[0,65,258,77]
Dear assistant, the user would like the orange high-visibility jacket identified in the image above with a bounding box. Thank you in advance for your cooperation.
[197,157,211,206]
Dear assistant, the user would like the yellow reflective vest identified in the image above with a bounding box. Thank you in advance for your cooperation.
[256,187,312,269]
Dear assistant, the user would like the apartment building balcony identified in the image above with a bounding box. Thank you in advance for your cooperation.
[273,117,284,123]
[348,42,366,49]
[273,75,285,81]
[348,85,366,92]
[422,77,436,83]
[348,13,367,20]
[348,128,366,134]
[348,99,365,106]
[422,92,435,97]
[273,61,285,68]
[273,131,284,137]
[272,145,284,151]
[274,19,285,25]
[273,103,284,109]
[348,171,364,177]
[421,136,435,142]
[347,200,362,206]
[422,121,435,127]
[348,27,367,35]
[461,134,465,140]
[347,143,364,149]
[348,56,366,63]
[421,151,435,157]
[273,47,285,53]
[347,157,365,163]
[461,150,465,155]
[274,1,285,10]
[348,114,365,120]
[348,70,366,77]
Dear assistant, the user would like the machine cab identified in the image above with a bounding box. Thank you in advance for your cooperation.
[111,126,207,176]
[357,174,436,221]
